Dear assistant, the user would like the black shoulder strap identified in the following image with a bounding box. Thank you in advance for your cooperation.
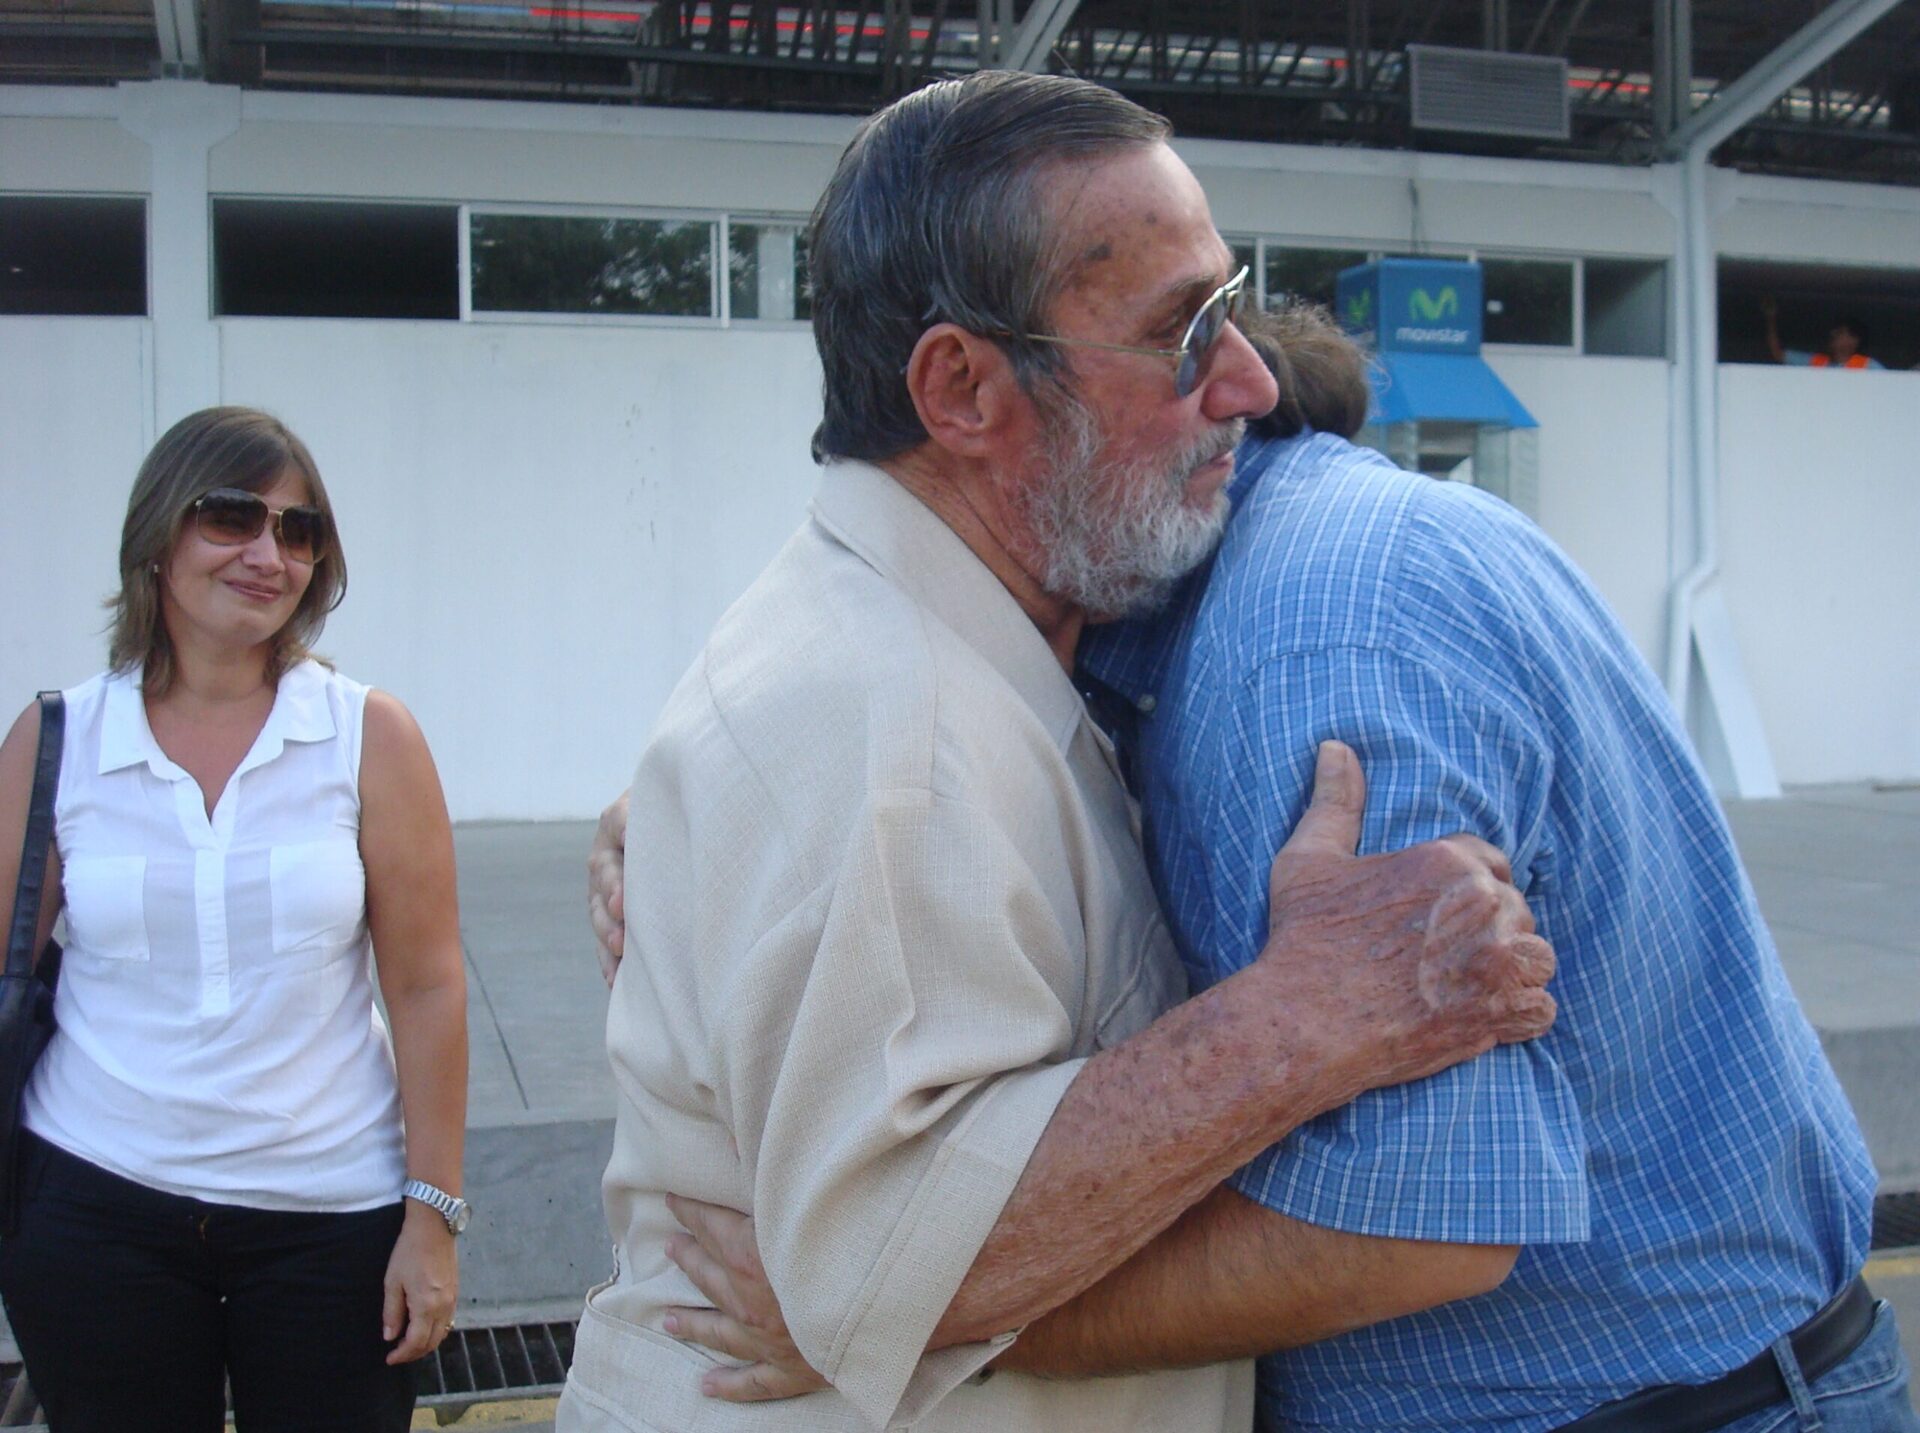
[7,692,65,979]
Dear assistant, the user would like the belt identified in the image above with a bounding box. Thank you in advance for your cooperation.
[1556,1276,1876,1433]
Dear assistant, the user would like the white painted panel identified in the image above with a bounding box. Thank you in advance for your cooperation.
[215,319,823,820]
[211,123,840,214]
[1718,367,1920,784]
[1413,182,1671,258]
[0,319,154,701]
[1195,166,1421,248]
[0,117,148,192]
[1717,198,1920,269]
[1489,354,1673,666]
[1185,142,1670,258]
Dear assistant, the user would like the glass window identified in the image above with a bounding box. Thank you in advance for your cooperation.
[214,200,458,319]
[0,196,146,316]
[729,222,810,322]
[1585,259,1667,358]
[1481,256,1575,347]
[1264,246,1368,311]
[1228,238,1258,285]
[470,213,716,317]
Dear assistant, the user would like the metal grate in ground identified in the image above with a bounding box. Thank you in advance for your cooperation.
[416,1320,575,1407]
[1873,1188,1920,1252]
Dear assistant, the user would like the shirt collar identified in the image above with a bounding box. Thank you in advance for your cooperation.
[98,658,338,779]
[811,460,1087,750]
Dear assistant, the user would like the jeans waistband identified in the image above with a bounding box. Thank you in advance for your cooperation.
[1555,1276,1876,1433]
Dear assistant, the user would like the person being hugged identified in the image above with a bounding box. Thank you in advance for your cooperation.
[0,406,469,1432]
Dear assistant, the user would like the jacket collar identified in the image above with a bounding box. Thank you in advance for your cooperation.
[811,460,1087,751]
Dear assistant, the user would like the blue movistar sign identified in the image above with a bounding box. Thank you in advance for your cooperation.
[1336,259,1484,355]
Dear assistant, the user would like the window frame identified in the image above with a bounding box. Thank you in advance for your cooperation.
[1253,236,1604,355]
[210,193,463,323]
[461,201,728,328]
[722,213,814,330]
[456,203,813,329]
[1471,249,1584,355]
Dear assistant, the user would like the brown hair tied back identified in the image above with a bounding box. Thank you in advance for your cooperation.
[1242,299,1374,443]
[107,407,347,698]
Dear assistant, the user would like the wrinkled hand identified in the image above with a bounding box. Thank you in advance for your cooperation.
[383,1202,459,1365]
[661,1194,826,1402]
[587,790,630,988]
[1262,741,1557,1106]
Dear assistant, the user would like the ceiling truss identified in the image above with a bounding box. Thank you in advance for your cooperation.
[3,0,1916,184]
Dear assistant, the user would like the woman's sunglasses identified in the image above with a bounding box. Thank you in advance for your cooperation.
[191,488,329,565]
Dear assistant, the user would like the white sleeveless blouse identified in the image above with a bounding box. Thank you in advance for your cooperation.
[25,660,406,1211]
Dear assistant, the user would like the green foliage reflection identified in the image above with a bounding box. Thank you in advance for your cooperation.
[471,215,714,316]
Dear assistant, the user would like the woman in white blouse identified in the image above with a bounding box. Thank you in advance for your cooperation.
[0,407,468,1431]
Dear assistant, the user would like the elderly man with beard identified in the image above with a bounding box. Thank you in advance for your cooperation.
[554,71,1559,1433]
[621,309,1915,1433]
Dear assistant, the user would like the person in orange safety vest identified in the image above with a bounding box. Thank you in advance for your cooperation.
[1763,295,1885,369]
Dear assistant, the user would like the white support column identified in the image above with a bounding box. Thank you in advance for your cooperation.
[116,80,242,439]
[1656,0,1900,798]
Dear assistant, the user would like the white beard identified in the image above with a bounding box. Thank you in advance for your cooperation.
[1022,389,1242,619]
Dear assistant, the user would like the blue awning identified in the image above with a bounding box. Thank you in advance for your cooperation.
[1368,351,1538,429]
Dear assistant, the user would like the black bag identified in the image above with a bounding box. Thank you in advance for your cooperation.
[0,692,65,1236]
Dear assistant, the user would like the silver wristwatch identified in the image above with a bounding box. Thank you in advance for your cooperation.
[402,1178,472,1236]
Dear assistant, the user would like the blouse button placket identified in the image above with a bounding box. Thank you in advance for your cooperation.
[171,773,233,1020]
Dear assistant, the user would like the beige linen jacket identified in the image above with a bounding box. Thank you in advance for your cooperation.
[557,461,1253,1433]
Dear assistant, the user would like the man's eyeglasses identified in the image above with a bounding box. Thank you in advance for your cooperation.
[191,487,329,565]
[1004,265,1251,399]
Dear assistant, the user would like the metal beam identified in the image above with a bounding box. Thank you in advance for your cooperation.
[1545,0,1594,57]
[232,25,876,77]
[976,0,1013,67]
[153,0,202,74]
[1652,0,1690,144]
[1481,0,1508,51]
[1660,0,1904,157]
[1005,0,1079,73]
[1520,0,1561,55]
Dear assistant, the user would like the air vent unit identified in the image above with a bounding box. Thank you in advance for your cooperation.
[1409,45,1570,140]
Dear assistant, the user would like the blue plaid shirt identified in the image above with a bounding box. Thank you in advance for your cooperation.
[1078,430,1875,1432]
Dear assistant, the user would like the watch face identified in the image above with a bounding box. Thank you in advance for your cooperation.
[450,1202,472,1234]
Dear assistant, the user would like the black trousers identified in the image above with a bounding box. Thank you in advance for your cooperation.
[0,1131,416,1433]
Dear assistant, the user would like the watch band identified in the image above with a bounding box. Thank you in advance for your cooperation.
[402,1177,471,1236]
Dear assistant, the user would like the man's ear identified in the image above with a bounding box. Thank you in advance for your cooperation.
[905,323,1027,460]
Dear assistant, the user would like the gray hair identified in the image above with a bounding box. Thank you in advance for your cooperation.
[807,70,1171,463]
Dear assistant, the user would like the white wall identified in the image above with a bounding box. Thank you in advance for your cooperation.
[1,313,823,819]
[224,320,822,819]
[1489,354,1673,664]
[0,320,154,698]
[1718,366,1920,784]
[4,80,1919,813]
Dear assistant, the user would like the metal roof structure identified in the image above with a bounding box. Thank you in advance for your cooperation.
[5,1,1918,185]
